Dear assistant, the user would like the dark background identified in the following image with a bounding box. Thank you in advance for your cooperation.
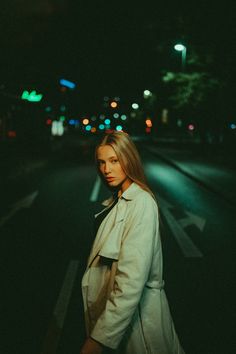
[0,3,236,353]
[0,0,235,107]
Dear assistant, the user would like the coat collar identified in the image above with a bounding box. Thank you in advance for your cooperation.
[121,182,141,201]
[101,182,141,207]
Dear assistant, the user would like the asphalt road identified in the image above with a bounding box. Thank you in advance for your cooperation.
[0,141,235,354]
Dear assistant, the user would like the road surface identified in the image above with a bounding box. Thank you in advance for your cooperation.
[0,141,235,354]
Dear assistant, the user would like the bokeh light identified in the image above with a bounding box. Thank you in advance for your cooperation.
[110,101,118,108]
[132,103,139,109]
[85,125,92,131]
[145,119,152,127]
[82,118,89,125]
[188,124,195,131]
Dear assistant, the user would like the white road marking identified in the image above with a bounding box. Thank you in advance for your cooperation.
[53,260,79,329]
[40,260,79,354]
[159,197,203,258]
[179,211,206,231]
[0,190,39,228]
[90,175,101,202]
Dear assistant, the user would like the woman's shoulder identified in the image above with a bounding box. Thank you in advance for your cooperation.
[123,183,158,210]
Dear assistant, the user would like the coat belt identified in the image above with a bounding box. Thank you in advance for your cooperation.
[145,280,165,290]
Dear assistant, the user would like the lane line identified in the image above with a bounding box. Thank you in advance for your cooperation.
[40,260,79,354]
[159,198,203,258]
[90,175,101,202]
[0,190,38,228]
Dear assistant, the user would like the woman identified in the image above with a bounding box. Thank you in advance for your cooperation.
[80,131,185,354]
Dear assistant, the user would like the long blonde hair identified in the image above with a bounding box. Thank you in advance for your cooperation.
[95,131,155,199]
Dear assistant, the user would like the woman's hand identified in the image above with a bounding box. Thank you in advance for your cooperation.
[80,337,103,354]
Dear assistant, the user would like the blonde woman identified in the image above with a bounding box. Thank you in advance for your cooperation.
[80,131,185,354]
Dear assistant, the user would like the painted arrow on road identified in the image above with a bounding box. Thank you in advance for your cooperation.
[179,211,206,231]
[159,197,203,258]
[0,190,39,228]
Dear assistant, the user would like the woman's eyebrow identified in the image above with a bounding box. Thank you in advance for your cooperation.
[107,156,118,161]
[97,156,117,161]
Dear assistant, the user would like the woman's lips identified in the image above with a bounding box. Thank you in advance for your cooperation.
[106,177,115,182]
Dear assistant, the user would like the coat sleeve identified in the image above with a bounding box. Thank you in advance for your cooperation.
[90,193,159,349]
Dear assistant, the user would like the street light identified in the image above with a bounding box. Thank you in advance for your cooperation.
[143,89,152,99]
[132,103,139,110]
[174,43,187,71]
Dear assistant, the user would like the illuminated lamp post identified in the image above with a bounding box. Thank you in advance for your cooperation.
[174,43,187,71]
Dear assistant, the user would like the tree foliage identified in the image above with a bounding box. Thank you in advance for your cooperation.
[162,71,220,110]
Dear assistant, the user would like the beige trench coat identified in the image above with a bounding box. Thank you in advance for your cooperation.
[82,182,185,353]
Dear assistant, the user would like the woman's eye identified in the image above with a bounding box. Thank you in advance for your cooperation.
[111,159,118,164]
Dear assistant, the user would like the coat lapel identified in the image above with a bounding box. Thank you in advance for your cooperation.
[87,183,142,267]
[88,197,127,267]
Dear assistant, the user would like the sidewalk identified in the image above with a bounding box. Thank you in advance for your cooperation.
[145,139,236,207]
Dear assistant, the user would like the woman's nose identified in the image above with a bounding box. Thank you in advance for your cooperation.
[104,163,111,174]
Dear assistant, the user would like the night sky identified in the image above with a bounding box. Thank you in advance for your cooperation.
[0,0,235,104]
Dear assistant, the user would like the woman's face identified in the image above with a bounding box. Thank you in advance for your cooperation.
[97,144,132,195]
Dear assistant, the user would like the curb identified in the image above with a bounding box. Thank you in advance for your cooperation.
[144,145,236,209]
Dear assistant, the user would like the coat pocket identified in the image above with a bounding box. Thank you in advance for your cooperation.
[87,256,118,333]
